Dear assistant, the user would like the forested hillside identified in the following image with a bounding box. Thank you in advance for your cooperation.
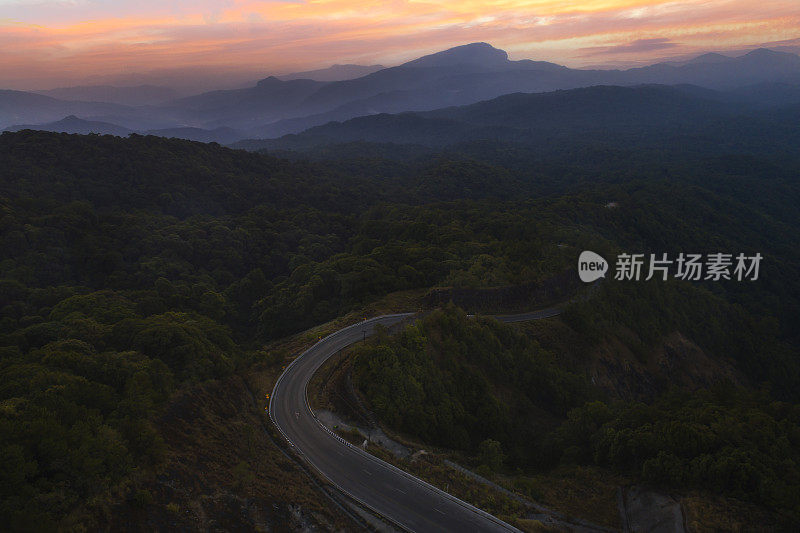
[353,307,800,518]
[1,126,799,528]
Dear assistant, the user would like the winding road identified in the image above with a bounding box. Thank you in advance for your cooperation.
[269,310,560,532]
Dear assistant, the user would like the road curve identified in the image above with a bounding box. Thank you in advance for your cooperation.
[269,313,526,532]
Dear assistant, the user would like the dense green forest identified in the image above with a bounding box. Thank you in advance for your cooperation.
[352,306,595,457]
[1,127,799,527]
[353,307,800,517]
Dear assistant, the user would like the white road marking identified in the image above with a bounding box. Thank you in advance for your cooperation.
[270,313,527,532]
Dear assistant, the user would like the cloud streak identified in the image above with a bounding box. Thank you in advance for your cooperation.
[0,0,798,89]
[580,37,678,56]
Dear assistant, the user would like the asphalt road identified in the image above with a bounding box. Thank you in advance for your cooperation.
[269,310,560,532]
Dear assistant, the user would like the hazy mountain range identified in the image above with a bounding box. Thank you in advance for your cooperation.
[277,64,385,82]
[36,85,179,106]
[231,84,800,156]
[3,42,800,144]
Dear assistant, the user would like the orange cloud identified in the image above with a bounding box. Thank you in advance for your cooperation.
[0,0,798,90]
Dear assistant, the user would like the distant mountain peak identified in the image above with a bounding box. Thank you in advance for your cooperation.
[737,48,800,68]
[402,42,509,68]
[745,48,780,57]
[257,76,282,86]
[741,48,800,61]
[686,52,734,65]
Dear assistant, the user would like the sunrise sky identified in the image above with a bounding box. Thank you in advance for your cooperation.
[2,0,799,91]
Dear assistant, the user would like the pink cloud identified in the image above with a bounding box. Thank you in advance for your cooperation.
[0,0,798,89]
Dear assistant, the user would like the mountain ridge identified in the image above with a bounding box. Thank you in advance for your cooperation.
[234,83,800,154]
[278,63,385,82]
[4,43,800,143]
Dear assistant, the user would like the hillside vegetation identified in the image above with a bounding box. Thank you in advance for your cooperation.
[0,124,798,528]
[353,307,800,522]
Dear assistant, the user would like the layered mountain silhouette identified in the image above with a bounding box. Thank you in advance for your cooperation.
[5,115,243,144]
[4,43,800,144]
[0,90,135,130]
[5,115,135,137]
[237,84,800,154]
